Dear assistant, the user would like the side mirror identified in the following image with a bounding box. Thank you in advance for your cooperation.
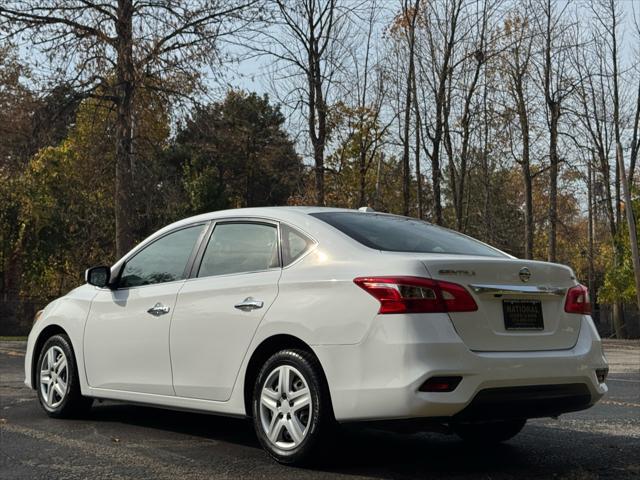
[85,266,111,288]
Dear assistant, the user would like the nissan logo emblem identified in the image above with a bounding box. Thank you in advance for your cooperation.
[519,267,531,283]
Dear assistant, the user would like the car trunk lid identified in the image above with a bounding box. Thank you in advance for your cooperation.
[422,257,581,352]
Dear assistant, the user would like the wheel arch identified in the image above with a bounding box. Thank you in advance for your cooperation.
[243,334,334,419]
[31,324,69,388]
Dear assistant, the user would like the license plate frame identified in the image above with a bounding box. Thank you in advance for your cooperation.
[502,299,544,330]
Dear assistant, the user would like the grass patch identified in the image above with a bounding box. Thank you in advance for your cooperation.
[0,336,27,341]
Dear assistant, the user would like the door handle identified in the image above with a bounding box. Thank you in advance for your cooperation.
[234,297,264,311]
[147,302,171,317]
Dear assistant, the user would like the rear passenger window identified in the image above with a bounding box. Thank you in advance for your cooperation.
[281,224,315,266]
[198,223,279,277]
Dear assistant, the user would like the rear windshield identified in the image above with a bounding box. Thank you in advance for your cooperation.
[310,212,506,257]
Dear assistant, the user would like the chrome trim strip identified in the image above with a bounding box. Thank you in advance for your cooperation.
[468,284,567,296]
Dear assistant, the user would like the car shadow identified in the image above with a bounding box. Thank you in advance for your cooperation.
[82,401,640,479]
[85,401,541,477]
[88,401,261,448]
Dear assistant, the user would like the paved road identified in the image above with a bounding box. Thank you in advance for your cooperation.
[1,341,638,480]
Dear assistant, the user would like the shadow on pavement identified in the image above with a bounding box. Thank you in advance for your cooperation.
[83,402,639,479]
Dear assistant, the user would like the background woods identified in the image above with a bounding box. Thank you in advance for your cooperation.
[1,0,639,338]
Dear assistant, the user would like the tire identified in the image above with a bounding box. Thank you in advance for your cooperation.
[252,349,333,465]
[36,334,93,418]
[453,418,526,444]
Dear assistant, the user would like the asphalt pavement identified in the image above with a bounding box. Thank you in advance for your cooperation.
[1,340,638,480]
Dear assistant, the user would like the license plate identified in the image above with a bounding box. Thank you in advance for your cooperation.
[503,300,544,330]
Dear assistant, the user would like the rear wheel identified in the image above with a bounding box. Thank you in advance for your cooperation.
[453,419,526,443]
[36,334,92,418]
[252,349,332,465]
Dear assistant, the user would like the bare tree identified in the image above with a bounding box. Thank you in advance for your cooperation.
[400,0,420,216]
[415,0,465,225]
[258,0,351,206]
[628,74,640,187]
[447,0,494,232]
[412,52,424,219]
[532,0,576,263]
[500,12,536,259]
[603,0,640,318]
[0,0,258,257]
[353,1,391,208]
[572,0,640,336]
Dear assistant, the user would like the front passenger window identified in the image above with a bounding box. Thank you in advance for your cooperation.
[119,225,204,288]
[198,223,279,277]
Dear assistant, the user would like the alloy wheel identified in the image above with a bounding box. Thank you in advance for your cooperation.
[39,345,69,409]
[259,365,313,450]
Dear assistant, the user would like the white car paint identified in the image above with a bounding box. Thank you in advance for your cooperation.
[171,268,281,401]
[24,206,608,423]
[423,257,582,351]
[84,281,180,395]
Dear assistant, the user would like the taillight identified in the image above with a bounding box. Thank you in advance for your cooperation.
[564,284,591,314]
[353,276,478,314]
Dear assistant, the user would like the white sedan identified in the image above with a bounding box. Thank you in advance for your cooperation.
[25,207,608,464]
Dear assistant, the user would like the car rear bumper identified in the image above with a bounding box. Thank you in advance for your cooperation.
[313,314,607,422]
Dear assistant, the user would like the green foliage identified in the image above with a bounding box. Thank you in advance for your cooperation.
[460,165,524,256]
[3,93,173,297]
[174,90,303,214]
[1,88,304,302]
[17,142,109,296]
[325,102,404,211]
[599,195,640,304]
[0,43,35,171]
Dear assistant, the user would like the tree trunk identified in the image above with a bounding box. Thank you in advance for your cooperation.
[114,0,135,258]
[357,8,374,209]
[523,161,534,260]
[456,56,483,232]
[587,157,595,300]
[358,153,366,208]
[374,152,383,210]
[610,4,627,337]
[313,64,326,207]
[443,87,457,226]
[547,103,559,262]
[412,46,423,219]
[305,9,326,207]
[480,74,493,243]
[401,0,419,216]
[515,78,534,259]
[414,105,422,219]
[617,142,640,320]
[429,75,446,225]
[314,141,325,206]
[431,136,443,225]
[612,302,626,339]
[543,0,559,263]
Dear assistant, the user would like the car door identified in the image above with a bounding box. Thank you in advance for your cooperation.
[170,220,281,401]
[83,224,207,395]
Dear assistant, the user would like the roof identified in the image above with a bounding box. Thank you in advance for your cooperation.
[168,206,360,227]
[112,206,365,268]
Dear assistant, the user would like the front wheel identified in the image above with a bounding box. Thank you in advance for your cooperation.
[453,418,526,444]
[36,334,93,418]
[252,349,333,465]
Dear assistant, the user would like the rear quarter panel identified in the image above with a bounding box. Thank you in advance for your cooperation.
[259,247,433,346]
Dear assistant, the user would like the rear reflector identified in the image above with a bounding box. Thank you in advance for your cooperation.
[595,367,608,383]
[419,376,462,392]
[353,276,478,314]
[564,284,591,315]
